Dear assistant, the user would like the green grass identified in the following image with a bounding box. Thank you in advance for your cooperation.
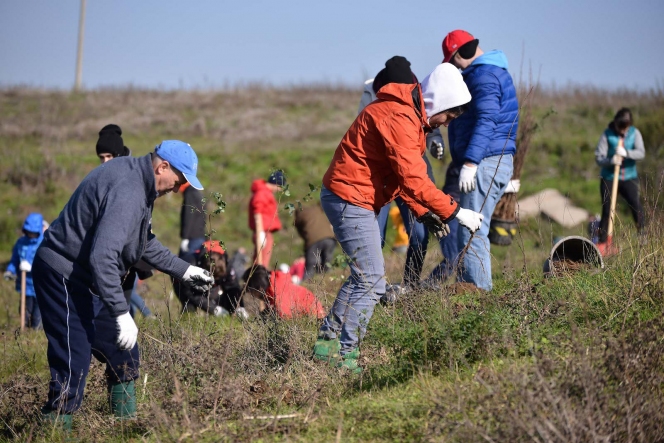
[1,85,663,441]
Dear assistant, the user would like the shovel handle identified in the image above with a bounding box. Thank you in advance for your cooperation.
[20,271,26,331]
[607,162,621,238]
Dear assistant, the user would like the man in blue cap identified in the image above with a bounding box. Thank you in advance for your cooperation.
[33,140,213,427]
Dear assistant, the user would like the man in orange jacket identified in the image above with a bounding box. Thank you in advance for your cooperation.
[313,60,484,373]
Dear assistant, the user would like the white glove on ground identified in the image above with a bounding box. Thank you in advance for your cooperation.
[116,312,138,350]
[430,141,444,160]
[180,239,190,253]
[504,179,521,194]
[459,164,478,193]
[615,145,627,158]
[182,266,214,293]
[19,260,32,272]
[611,155,623,166]
[456,208,484,233]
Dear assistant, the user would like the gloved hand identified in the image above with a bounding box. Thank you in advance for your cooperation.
[429,141,444,160]
[3,271,16,281]
[615,145,627,158]
[456,208,484,233]
[504,179,521,194]
[417,212,451,239]
[116,312,138,350]
[19,260,32,273]
[611,154,623,166]
[180,239,190,253]
[213,306,229,317]
[459,164,478,193]
[182,266,214,293]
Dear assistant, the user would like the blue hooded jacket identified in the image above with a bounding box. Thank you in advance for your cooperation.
[448,50,519,166]
[6,213,44,296]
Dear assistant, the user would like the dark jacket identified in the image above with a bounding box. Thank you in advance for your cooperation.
[294,204,335,250]
[448,50,518,166]
[180,183,206,240]
[37,154,190,316]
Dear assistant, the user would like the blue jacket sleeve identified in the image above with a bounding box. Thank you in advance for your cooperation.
[141,232,190,279]
[88,187,143,317]
[6,242,19,275]
[464,73,501,164]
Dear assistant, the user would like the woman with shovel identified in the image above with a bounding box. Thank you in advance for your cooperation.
[594,107,646,254]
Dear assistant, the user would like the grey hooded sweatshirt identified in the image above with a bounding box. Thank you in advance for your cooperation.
[37,154,190,316]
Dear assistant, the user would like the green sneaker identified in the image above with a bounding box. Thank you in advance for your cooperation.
[41,408,73,431]
[109,380,137,419]
[313,337,341,363]
[337,348,362,374]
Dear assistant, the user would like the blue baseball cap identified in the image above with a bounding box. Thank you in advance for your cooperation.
[154,140,203,190]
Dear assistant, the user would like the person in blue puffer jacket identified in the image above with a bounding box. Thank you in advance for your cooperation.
[3,213,45,329]
[441,30,519,291]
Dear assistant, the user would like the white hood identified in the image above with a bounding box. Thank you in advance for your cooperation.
[421,63,471,119]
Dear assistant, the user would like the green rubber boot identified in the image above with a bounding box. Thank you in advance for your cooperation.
[41,408,73,431]
[109,380,137,419]
[337,348,362,374]
[312,336,341,363]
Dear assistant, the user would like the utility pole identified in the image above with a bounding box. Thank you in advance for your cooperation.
[74,0,86,91]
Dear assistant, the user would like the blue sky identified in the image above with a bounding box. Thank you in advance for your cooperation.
[1,0,662,90]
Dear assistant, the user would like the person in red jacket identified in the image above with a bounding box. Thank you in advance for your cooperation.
[313,60,485,373]
[248,170,285,267]
[242,265,326,319]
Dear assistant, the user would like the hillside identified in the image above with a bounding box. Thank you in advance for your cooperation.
[0,85,663,442]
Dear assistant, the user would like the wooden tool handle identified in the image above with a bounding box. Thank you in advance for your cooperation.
[20,271,26,331]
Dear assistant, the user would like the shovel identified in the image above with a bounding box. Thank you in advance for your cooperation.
[20,271,26,331]
[601,141,623,257]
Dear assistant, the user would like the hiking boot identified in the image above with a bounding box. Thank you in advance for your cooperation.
[109,380,137,419]
[312,336,341,363]
[337,348,362,374]
[41,408,73,431]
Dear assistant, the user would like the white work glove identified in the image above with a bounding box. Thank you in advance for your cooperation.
[611,155,623,166]
[257,231,266,245]
[19,260,32,273]
[116,312,138,350]
[504,179,521,194]
[429,141,444,160]
[213,306,229,317]
[3,271,16,281]
[615,145,627,158]
[180,239,190,253]
[182,265,214,293]
[459,164,478,193]
[456,208,484,233]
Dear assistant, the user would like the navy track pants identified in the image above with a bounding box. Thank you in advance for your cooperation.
[33,255,140,414]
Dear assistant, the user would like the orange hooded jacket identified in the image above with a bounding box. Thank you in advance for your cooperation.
[323,83,459,222]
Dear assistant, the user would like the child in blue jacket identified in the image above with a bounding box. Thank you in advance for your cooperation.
[3,213,44,329]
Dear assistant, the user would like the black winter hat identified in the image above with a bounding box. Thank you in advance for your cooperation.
[96,124,129,157]
[267,170,287,187]
[373,56,416,94]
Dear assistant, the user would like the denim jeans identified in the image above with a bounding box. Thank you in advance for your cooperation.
[376,154,436,287]
[376,197,428,287]
[319,187,385,354]
[457,154,513,291]
[428,163,462,282]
